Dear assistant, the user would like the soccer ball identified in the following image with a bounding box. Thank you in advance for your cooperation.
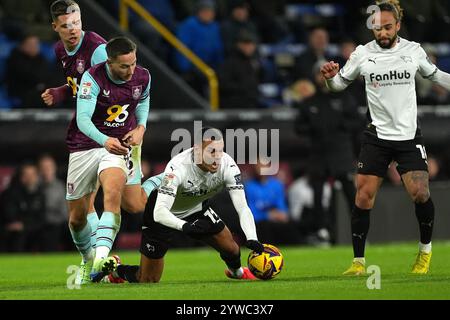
[247,244,284,280]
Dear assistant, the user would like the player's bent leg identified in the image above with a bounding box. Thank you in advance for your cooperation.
[121,184,148,214]
[92,168,127,281]
[99,167,127,213]
[137,254,164,283]
[67,195,95,284]
[401,171,430,203]
[354,174,383,209]
[402,171,434,274]
[68,196,90,232]
[204,226,256,280]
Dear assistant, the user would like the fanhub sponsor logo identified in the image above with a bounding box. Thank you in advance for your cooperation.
[369,70,411,82]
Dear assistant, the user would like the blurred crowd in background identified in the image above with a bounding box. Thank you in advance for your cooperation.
[1,0,450,109]
[1,0,450,252]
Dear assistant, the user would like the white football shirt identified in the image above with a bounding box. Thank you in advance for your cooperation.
[153,148,258,241]
[158,148,243,218]
[338,37,437,141]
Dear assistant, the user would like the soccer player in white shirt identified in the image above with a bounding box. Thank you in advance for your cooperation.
[105,127,264,282]
[321,0,450,275]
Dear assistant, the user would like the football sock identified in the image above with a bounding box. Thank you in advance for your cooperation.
[353,257,366,265]
[95,212,121,259]
[415,198,434,245]
[142,173,164,197]
[87,212,99,249]
[351,206,371,258]
[230,268,244,278]
[117,265,139,283]
[69,222,93,263]
[419,242,432,254]
[221,252,242,276]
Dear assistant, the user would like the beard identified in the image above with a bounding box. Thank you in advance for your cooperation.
[376,34,398,49]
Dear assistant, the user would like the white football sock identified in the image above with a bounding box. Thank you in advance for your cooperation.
[419,242,432,253]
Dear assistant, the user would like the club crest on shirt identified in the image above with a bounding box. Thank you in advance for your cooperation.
[132,85,142,100]
[400,56,412,63]
[67,183,75,195]
[76,59,85,74]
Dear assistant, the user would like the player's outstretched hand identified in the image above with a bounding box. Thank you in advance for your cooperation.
[320,61,340,79]
[245,240,264,254]
[105,137,130,155]
[182,219,211,236]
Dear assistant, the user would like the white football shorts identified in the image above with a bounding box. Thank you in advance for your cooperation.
[66,146,141,201]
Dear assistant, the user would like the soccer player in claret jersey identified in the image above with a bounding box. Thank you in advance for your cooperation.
[321,0,450,275]
[41,1,161,284]
[42,1,107,272]
[69,36,162,283]
[103,127,264,283]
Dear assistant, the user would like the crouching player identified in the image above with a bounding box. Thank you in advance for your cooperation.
[105,127,264,282]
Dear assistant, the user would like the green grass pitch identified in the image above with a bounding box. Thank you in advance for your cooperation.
[1,242,450,300]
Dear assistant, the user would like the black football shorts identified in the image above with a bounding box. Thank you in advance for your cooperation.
[140,207,225,259]
[357,133,429,178]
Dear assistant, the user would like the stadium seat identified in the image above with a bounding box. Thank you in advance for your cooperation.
[40,42,56,63]
[285,3,345,20]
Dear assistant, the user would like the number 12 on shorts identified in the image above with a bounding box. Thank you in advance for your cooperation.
[416,144,428,160]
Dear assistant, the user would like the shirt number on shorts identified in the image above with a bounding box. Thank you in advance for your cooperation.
[204,209,220,224]
[416,144,428,160]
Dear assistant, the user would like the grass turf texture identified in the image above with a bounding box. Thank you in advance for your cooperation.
[1,242,450,300]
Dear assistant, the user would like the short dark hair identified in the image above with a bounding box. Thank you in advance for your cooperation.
[50,0,80,21]
[194,127,223,144]
[106,37,137,60]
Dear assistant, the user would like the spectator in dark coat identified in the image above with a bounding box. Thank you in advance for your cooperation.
[291,27,332,83]
[175,0,224,95]
[220,0,258,54]
[5,34,55,108]
[38,154,68,251]
[218,30,261,108]
[1,163,46,252]
[295,63,364,236]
